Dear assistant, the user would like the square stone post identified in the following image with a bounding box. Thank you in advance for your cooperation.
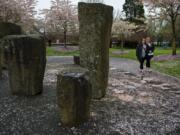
[57,66,92,127]
[78,2,113,99]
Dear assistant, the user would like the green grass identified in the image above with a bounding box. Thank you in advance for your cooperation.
[154,47,180,56]
[109,47,180,60]
[46,47,79,56]
[152,60,180,79]
[47,46,180,58]
[109,48,137,60]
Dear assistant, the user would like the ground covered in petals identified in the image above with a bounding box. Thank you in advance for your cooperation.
[0,57,180,135]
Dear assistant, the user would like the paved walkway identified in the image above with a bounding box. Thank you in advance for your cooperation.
[47,56,180,84]
[47,56,140,75]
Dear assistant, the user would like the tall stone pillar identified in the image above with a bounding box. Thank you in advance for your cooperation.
[78,2,113,99]
[0,22,22,77]
[1,35,46,95]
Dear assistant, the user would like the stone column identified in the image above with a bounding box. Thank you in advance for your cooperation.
[0,22,22,76]
[57,66,92,127]
[78,2,113,99]
[1,35,46,95]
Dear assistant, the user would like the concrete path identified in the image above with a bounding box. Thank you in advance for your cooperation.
[47,56,180,84]
[47,56,140,75]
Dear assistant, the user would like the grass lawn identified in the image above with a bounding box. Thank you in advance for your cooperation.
[109,47,180,60]
[152,60,180,79]
[46,47,79,56]
[109,48,137,60]
[47,46,180,58]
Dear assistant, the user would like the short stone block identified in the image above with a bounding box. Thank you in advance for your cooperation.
[57,66,91,127]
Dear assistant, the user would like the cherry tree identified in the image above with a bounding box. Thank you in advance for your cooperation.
[18,0,37,33]
[40,0,78,47]
[0,0,37,33]
[112,20,137,41]
[0,0,20,22]
[112,14,137,50]
[144,0,180,55]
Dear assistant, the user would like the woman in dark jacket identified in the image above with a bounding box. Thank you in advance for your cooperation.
[146,37,155,69]
[136,38,147,72]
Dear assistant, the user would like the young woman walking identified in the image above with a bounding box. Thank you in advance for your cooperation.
[136,38,147,74]
[146,37,155,71]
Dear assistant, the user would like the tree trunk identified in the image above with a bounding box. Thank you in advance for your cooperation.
[109,39,112,48]
[63,21,67,48]
[64,29,67,48]
[171,19,176,55]
[121,40,124,52]
[172,38,176,55]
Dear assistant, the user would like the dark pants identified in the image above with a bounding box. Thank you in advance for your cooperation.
[146,55,153,68]
[139,56,153,69]
[140,57,146,69]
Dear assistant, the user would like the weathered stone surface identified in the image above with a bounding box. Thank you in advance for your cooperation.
[0,45,2,77]
[78,2,113,99]
[57,66,92,127]
[1,35,46,95]
[0,22,22,76]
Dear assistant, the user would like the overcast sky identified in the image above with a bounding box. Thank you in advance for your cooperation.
[36,0,125,13]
